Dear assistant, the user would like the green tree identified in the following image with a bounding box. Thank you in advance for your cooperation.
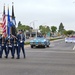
[67,30,74,35]
[63,30,75,35]
[51,26,57,34]
[58,22,65,34]
[39,25,50,35]
[17,25,31,31]
[63,30,67,35]
[46,26,50,33]
[18,21,22,27]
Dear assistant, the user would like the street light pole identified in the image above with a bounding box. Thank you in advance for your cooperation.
[30,20,38,29]
[29,20,38,37]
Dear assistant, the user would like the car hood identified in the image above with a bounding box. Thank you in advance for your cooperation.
[30,38,46,42]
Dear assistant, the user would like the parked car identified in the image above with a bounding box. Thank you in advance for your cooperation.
[30,36,50,48]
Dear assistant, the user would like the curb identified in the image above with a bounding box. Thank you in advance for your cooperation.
[24,45,30,47]
[51,39,64,42]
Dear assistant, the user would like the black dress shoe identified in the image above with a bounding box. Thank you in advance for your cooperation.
[16,57,20,59]
[24,55,26,59]
[4,56,8,58]
[0,56,2,58]
[11,57,14,59]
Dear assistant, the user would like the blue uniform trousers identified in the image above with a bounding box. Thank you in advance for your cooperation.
[14,44,19,58]
[1,44,8,57]
[8,44,14,57]
[18,43,25,58]
[0,44,2,57]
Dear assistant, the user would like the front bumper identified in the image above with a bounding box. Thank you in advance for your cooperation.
[30,42,46,46]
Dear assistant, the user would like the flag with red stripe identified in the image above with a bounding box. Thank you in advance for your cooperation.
[2,4,6,36]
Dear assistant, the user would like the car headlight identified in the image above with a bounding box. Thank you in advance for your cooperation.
[44,39,46,41]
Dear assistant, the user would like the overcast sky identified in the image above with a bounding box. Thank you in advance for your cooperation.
[0,0,75,30]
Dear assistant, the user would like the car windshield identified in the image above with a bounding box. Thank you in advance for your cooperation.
[35,37,44,40]
[37,35,43,38]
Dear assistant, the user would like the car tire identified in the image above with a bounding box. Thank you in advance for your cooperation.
[43,45,46,48]
[31,45,34,48]
[47,45,49,47]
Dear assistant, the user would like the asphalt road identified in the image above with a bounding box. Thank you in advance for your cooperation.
[0,39,75,75]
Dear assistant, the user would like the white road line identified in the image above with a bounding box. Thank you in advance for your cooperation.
[51,39,64,42]
[26,51,75,53]
[73,45,75,50]
[50,44,55,46]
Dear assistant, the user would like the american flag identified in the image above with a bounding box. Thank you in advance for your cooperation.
[2,4,6,36]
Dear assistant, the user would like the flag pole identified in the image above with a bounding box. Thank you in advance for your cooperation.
[7,5,11,37]
[11,2,17,36]
[10,26,12,35]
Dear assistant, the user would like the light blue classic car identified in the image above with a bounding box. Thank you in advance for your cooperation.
[30,36,50,48]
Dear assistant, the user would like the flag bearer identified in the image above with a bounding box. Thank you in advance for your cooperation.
[0,35,2,58]
[1,34,8,58]
[7,34,14,59]
[12,35,19,59]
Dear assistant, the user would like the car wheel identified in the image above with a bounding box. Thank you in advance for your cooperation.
[31,45,34,48]
[43,45,46,48]
[47,45,49,47]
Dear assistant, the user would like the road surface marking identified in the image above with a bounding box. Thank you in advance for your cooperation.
[26,51,75,53]
[73,45,75,50]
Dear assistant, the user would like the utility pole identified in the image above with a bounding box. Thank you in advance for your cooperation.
[30,20,38,29]
[30,20,38,37]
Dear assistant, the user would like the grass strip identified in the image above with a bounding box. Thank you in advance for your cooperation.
[25,38,63,45]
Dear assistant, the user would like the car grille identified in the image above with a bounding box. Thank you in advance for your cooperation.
[30,42,45,45]
[32,42,41,44]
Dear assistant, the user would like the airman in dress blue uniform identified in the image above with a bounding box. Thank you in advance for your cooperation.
[1,34,8,58]
[7,34,14,59]
[13,35,19,59]
[0,35,2,58]
[17,30,25,59]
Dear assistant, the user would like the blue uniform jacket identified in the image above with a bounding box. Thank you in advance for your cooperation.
[17,34,25,44]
